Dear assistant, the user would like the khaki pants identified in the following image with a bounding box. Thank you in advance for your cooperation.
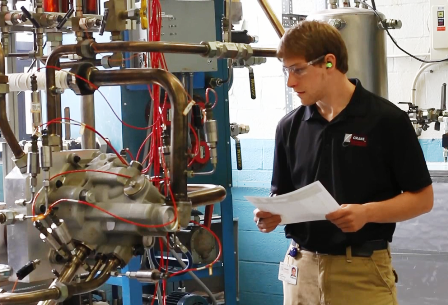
[283,243,398,305]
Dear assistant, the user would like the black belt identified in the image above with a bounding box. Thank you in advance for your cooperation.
[292,240,388,257]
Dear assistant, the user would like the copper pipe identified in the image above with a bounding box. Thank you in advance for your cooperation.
[90,41,276,58]
[0,43,24,159]
[90,41,210,55]
[257,0,285,38]
[187,184,227,207]
[45,41,275,136]
[45,44,77,136]
[89,68,189,200]
[0,288,60,304]
[37,244,90,305]
[59,59,102,69]
[58,245,90,282]
[85,257,106,282]
[67,258,121,296]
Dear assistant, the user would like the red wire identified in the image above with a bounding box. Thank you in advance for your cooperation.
[188,124,200,167]
[38,66,155,131]
[31,170,132,217]
[206,88,218,109]
[11,279,18,292]
[125,148,135,161]
[44,118,128,165]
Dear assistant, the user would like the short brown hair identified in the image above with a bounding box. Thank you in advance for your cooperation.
[277,20,348,74]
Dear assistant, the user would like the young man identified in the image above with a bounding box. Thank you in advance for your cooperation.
[253,20,434,305]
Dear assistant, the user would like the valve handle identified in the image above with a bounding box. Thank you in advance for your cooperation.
[21,6,40,28]
[56,7,75,30]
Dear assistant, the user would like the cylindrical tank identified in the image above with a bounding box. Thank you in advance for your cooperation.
[43,0,71,12]
[83,0,99,14]
[307,8,388,99]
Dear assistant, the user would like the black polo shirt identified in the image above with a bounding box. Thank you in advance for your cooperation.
[271,79,432,253]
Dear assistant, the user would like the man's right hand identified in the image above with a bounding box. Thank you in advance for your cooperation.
[253,208,282,233]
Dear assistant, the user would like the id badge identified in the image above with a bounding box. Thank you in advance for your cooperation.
[278,262,297,285]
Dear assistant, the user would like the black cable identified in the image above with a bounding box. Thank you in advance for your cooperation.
[371,0,376,11]
[361,0,448,63]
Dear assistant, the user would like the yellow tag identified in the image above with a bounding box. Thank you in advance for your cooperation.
[140,0,148,29]
[208,266,213,276]
[183,100,196,116]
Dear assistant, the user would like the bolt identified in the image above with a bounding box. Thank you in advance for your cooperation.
[55,180,63,188]
[52,269,60,277]
[129,181,137,187]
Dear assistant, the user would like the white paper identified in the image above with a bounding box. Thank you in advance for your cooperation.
[245,181,340,224]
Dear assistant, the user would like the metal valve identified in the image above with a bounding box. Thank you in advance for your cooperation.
[20,6,40,28]
[248,67,256,99]
[230,123,250,170]
[56,7,75,30]
[99,8,109,36]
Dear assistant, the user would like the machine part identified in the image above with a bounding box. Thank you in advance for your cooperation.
[307,7,391,98]
[64,107,71,140]
[0,210,17,225]
[56,7,75,30]
[81,94,96,149]
[99,8,108,36]
[164,237,217,305]
[166,292,209,305]
[88,68,191,202]
[0,264,12,281]
[191,228,215,262]
[45,41,275,137]
[3,147,226,282]
[0,45,25,163]
[68,63,96,95]
[123,270,164,283]
[16,259,40,280]
[104,0,126,32]
[203,104,218,167]
[248,67,256,99]
[441,83,446,111]
[187,184,226,207]
[379,18,402,29]
[50,219,75,252]
[257,0,285,38]
[30,75,42,131]
[230,123,249,170]
[230,30,258,44]
[329,0,339,9]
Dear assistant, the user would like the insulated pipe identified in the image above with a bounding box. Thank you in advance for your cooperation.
[257,0,285,38]
[7,71,70,92]
[81,94,96,149]
[0,43,24,159]
[89,68,189,201]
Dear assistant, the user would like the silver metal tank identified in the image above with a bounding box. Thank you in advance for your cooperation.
[307,8,388,98]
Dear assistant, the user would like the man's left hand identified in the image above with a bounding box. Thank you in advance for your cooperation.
[325,204,368,233]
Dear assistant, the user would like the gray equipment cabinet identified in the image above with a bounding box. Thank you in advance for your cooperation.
[392,162,448,305]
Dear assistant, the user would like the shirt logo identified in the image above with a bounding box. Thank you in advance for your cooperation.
[343,134,367,147]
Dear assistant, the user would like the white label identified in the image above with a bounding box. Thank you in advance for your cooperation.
[30,103,41,113]
[278,262,297,285]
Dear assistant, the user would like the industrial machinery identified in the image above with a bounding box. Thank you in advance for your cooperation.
[0,0,277,304]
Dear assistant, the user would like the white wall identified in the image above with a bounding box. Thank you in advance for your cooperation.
[230,0,446,140]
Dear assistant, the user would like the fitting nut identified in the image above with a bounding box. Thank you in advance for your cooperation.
[49,280,69,302]
[202,41,218,58]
